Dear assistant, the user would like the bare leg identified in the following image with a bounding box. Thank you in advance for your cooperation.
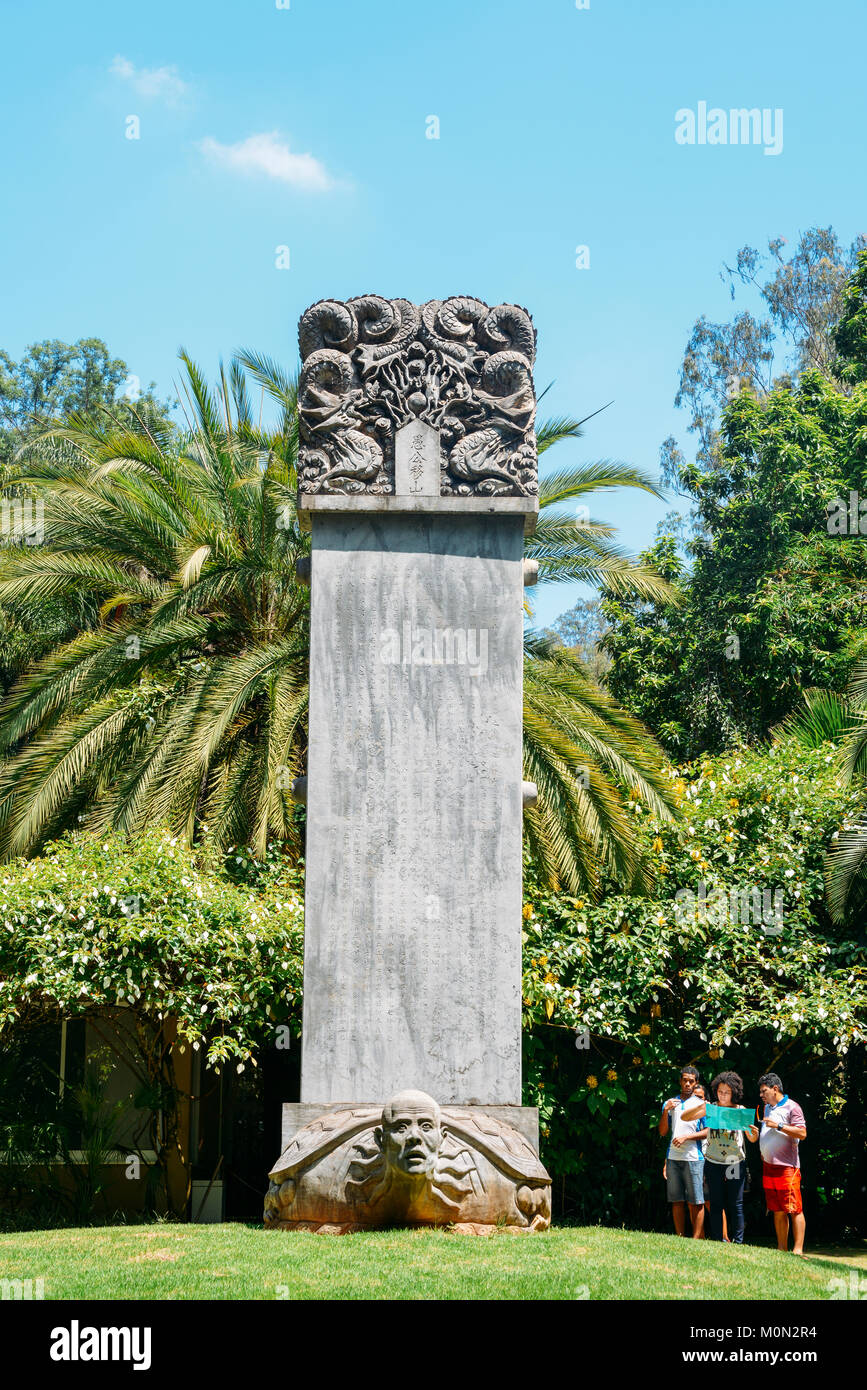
[773,1211,789,1251]
[792,1212,805,1255]
[688,1202,705,1239]
[672,1201,687,1235]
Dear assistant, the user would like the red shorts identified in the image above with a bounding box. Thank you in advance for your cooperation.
[763,1162,802,1214]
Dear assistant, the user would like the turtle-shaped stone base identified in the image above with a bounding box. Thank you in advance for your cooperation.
[264,1090,551,1232]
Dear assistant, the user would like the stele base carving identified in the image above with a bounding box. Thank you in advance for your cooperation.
[264,1090,551,1235]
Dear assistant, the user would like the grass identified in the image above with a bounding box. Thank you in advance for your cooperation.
[0,1223,863,1300]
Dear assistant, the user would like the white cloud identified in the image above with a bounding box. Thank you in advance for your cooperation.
[198,131,334,192]
[110,55,188,105]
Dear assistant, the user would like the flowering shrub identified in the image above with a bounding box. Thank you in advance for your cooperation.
[521,738,867,1233]
[0,827,304,1213]
[0,827,304,1063]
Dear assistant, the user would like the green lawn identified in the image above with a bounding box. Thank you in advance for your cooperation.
[0,1223,862,1300]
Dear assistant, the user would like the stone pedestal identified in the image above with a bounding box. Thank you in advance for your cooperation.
[266,1095,549,1234]
[266,296,551,1232]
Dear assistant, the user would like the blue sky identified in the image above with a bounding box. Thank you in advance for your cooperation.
[2,0,865,625]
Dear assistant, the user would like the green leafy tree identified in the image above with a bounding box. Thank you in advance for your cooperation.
[614,233,867,759]
[604,368,867,755]
[0,337,173,469]
[663,227,865,486]
[545,597,610,680]
[835,246,867,386]
[0,826,305,1215]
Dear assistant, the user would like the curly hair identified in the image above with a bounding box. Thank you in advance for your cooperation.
[710,1070,744,1104]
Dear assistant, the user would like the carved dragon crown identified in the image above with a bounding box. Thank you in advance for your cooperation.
[296,296,538,501]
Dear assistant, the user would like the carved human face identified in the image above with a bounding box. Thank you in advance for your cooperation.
[382,1098,441,1176]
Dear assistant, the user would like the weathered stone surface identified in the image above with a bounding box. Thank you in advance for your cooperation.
[297,296,537,501]
[265,1091,551,1232]
[300,512,524,1105]
[280,1102,541,1155]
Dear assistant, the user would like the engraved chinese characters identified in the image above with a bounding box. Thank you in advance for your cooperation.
[395,419,438,496]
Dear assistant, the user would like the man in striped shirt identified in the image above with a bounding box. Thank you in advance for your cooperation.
[758,1072,807,1255]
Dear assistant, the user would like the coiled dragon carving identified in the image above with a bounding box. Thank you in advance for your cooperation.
[297,296,537,497]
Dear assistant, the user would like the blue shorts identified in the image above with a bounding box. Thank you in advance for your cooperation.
[667,1158,705,1205]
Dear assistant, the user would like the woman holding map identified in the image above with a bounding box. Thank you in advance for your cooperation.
[682,1071,759,1243]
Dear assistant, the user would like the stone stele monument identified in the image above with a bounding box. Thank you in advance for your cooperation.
[264,296,552,1234]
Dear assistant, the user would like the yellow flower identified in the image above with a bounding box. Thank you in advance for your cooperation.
[606,1069,617,1083]
[651,836,664,854]
[639,1023,651,1036]
[586,1075,598,1089]
[650,1004,661,1018]
[725,833,733,843]
[544,972,556,984]
[729,798,739,809]
[522,903,533,920]
[709,1047,720,1060]
[632,1055,642,1066]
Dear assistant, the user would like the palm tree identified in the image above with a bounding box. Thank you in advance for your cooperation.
[0,353,677,894]
[0,353,309,859]
[522,436,680,893]
[824,662,867,923]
